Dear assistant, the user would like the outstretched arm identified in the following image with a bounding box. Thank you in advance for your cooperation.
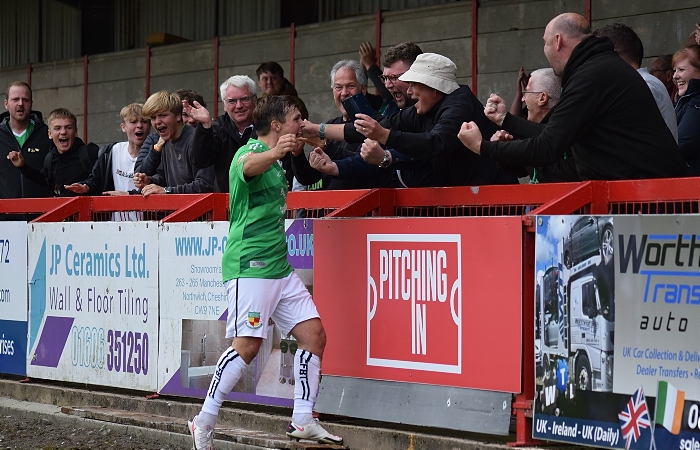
[301,121,346,142]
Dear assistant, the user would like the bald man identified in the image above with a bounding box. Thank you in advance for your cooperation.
[459,13,688,180]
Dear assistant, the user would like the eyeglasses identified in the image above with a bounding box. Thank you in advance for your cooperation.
[379,72,406,84]
[224,95,255,105]
[522,91,543,95]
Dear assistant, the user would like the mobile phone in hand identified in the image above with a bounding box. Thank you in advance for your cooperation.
[341,93,379,121]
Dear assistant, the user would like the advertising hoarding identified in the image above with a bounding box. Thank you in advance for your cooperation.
[314,217,522,392]
[26,223,159,391]
[0,222,28,375]
[534,215,700,449]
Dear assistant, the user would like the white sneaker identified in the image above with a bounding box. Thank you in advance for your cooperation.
[188,415,214,450]
[286,419,343,445]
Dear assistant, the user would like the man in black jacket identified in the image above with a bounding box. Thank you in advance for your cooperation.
[304,53,517,186]
[184,75,259,193]
[1,82,51,201]
[7,108,99,197]
[458,13,688,180]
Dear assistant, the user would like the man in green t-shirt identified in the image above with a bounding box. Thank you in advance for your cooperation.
[188,96,343,450]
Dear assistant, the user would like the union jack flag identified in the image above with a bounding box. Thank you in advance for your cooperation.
[618,387,651,449]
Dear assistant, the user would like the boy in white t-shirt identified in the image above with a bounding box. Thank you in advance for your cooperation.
[65,103,151,220]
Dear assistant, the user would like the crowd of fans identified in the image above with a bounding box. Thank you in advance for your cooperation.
[2,13,700,216]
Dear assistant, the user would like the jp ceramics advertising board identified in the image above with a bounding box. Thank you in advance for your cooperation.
[27,222,158,391]
[534,215,700,450]
[157,220,314,406]
[314,217,522,392]
[0,222,28,375]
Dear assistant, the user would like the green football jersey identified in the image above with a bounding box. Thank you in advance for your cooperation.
[222,139,292,281]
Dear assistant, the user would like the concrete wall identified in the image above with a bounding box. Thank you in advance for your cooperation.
[29,58,87,141]
[87,50,148,144]
[1,0,697,145]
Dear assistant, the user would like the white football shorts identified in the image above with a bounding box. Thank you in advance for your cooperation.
[224,272,320,339]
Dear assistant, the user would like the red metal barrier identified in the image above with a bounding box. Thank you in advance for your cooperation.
[528,178,700,216]
[3,178,700,445]
[0,195,226,222]
[289,183,580,218]
[1,182,583,220]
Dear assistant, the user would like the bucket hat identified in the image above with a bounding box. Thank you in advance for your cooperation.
[398,53,460,94]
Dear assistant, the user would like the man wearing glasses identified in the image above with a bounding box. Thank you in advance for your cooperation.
[358,42,423,116]
[185,75,258,193]
[492,68,580,183]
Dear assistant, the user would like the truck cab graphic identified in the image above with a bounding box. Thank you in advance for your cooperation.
[538,217,615,412]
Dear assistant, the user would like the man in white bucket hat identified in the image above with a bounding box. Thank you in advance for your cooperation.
[302,52,516,186]
[398,52,460,107]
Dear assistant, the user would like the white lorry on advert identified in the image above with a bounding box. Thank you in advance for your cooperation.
[539,232,615,405]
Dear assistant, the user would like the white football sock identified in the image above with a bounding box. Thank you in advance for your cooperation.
[291,350,321,425]
[199,347,247,428]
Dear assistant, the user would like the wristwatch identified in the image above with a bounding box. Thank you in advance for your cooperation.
[378,150,391,168]
[164,187,172,194]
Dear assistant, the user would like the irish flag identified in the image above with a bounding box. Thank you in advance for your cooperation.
[655,380,685,434]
